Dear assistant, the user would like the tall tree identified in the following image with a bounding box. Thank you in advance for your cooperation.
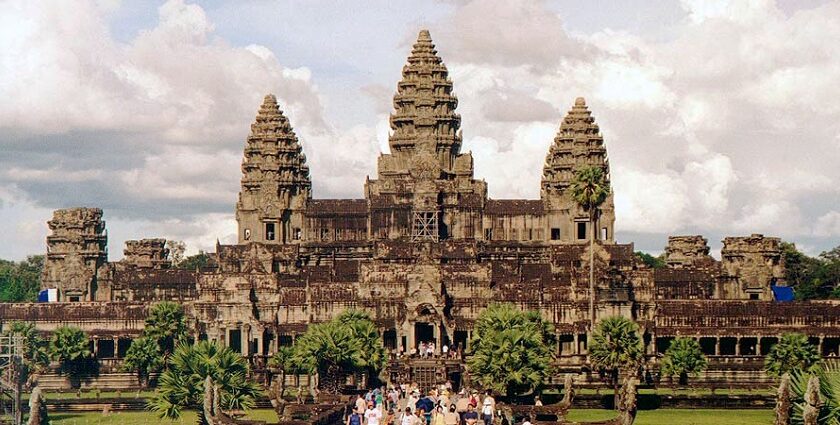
[144,301,189,356]
[148,341,262,424]
[122,336,163,387]
[466,304,556,396]
[660,337,708,386]
[589,316,643,407]
[569,166,610,328]
[2,321,49,383]
[765,333,820,377]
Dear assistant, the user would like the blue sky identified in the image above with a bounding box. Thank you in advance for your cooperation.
[1,0,838,260]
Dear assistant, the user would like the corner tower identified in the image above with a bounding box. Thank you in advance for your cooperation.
[541,98,615,243]
[365,29,486,241]
[236,94,311,244]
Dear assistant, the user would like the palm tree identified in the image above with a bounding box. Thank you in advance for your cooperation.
[569,166,610,329]
[144,301,189,356]
[49,326,92,385]
[122,336,162,387]
[466,304,556,396]
[766,333,820,377]
[290,320,363,394]
[660,337,708,387]
[589,316,643,407]
[148,341,262,424]
[337,310,387,386]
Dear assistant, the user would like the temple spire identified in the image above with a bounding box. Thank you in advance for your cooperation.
[236,94,311,244]
[541,97,610,194]
[387,29,461,176]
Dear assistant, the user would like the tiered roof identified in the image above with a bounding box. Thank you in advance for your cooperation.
[541,97,610,193]
[389,29,461,173]
[240,94,311,198]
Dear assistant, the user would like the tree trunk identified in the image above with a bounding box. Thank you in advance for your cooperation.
[319,364,344,394]
[589,209,596,329]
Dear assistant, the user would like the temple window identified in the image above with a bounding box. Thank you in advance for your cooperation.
[265,223,275,241]
[577,222,587,240]
[551,228,561,240]
[601,227,608,240]
[293,228,301,240]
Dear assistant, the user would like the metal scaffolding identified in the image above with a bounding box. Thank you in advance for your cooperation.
[0,334,25,425]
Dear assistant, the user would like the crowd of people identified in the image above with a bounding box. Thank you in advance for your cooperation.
[345,382,510,425]
[395,342,463,359]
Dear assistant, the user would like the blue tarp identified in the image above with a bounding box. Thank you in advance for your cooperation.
[772,285,795,302]
[37,289,49,302]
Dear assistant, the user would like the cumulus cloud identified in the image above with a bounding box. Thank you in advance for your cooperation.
[1,0,839,259]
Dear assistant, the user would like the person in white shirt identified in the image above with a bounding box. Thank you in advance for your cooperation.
[401,407,417,425]
[442,345,449,357]
[366,401,383,425]
[481,391,495,425]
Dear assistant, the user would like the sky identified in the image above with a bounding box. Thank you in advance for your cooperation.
[1,0,839,261]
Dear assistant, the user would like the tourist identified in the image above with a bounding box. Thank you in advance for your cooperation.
[521,416,533,425]
[481,390,495,425]
[356,394,368,415]
[419,342,427,358]
[384,409,395,425]
[442,344,449,357]
[432,405,446,425]
[406,389,418,412]
[366,401,383,425]
[463,403,479,425]
[376,386,385,409]
[416,391,435,425]
[427,342,435,357]
[533,396,542,407]
[348,405,364,425]
[401,408,417,425]
[444,404,459,425]
[417,408,427,425]
[455,389,469,422]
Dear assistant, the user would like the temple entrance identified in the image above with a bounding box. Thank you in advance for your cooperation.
[415,322,434,348]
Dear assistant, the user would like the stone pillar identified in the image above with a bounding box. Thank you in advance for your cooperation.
[715,337,720,356]
[256,329,264,356]
[409,324,416,352]
[573,334,580,355]
[819,336,825,357]
[241,324,250,356]
[113,337,120,358]
[735,337,741,356]
[93,337,99,358]
[435,323,442,355]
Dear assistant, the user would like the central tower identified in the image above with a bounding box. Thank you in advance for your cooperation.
[365,30,487,241]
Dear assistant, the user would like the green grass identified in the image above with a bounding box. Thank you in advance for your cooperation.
[44,409,774,425]
[566,409,774,425]
[48,409,280,424]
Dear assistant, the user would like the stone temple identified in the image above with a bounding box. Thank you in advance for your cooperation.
[3,29,840,389]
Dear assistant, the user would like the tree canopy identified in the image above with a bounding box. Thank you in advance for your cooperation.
[122,336,163,387]
[149,341,262,423]
[289,310,386,393]
[49,326,92,377]
[635,251,666,269]
[660,337,708,385]
[569,166,610,212]
[466,303,556,396]
[765,333,820,377]
[0,255,43,302]
[589,317,643,377]
[782,242,840,300]
[144,301,189,355]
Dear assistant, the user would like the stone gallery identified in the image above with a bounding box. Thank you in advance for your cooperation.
[3,30,839,390]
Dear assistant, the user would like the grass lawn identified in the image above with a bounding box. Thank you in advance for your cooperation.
[48,409,279,424]
[566,409,774,425]
[45,409,774,425]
